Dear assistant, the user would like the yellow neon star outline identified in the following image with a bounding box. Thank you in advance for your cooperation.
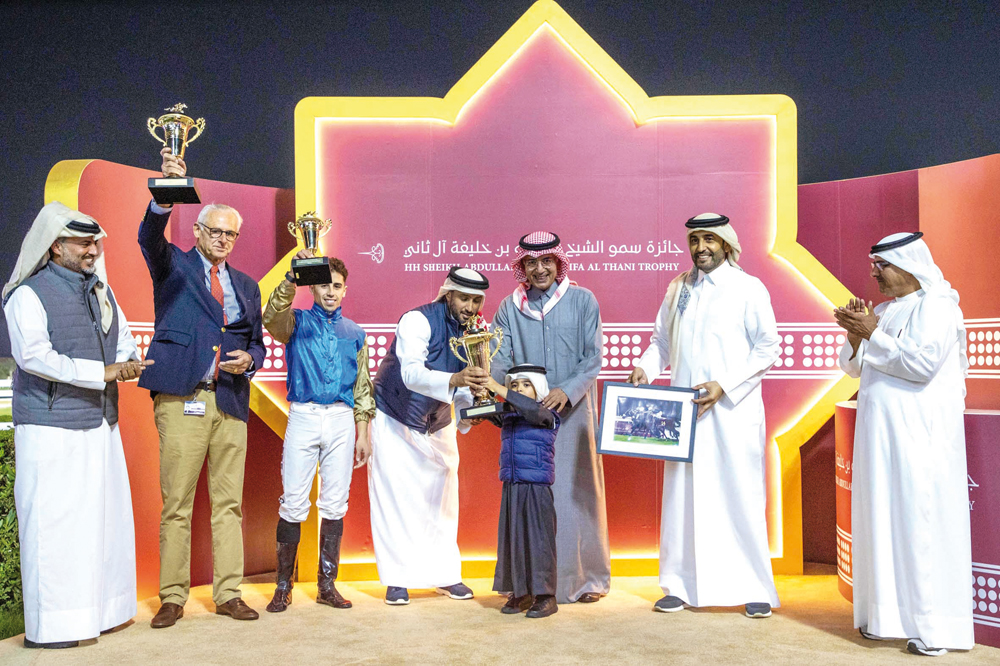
[45,1,859,578]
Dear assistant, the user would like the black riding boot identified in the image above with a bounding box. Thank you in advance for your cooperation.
[317,518,352,608]
[266,519,300,613]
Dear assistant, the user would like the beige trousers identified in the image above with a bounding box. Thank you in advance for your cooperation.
[154,389,247,606]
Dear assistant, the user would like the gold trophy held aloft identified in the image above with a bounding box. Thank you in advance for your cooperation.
[288,212,334,285]
[450,318,505,419]
[147,103,205,205]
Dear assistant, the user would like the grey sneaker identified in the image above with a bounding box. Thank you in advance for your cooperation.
[859,627,891,641]
[653,595,686,613]
[745,602,772,618]
[906,639,947,657]
[384,586,410,605]
[436,582,474,600]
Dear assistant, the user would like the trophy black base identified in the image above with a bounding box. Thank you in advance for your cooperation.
[292,256,332,285]
[460,401,506,420]
[148,177,202,205]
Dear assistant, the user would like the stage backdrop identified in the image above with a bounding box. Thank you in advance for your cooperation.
[35,2,998,617]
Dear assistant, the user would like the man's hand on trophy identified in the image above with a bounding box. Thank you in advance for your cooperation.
[449,366,490,390]
[160,146,186,178]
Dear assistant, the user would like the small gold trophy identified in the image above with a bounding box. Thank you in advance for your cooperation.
[450,320,505,419]
[147,103,205,205]
[288,212,334,285]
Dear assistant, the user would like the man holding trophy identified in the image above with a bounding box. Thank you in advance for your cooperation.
[261,248,375,613]
[139,146,266,628]
[368,267,491,605]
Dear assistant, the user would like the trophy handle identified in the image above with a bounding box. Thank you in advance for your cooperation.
[488,327,504,360]
[449,337,469,364]
[287,221,299,239]
[147,118,166,146]
[186,118,206,145]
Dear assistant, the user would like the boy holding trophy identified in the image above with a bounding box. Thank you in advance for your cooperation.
[467,365,561,619]
[261,250,375,612]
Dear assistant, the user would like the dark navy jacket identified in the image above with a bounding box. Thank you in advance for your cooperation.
[494,389,560,486]
[373,301,464,435]
[137,204,266,422]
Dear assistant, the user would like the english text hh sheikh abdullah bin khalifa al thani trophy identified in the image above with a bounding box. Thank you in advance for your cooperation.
[450,318,505,419]
[146,103,205,204]
[288,212,334,286]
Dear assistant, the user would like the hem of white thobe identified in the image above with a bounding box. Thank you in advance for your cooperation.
[369,409,462,589]
[861,604,975,651]
[659,570,780,609]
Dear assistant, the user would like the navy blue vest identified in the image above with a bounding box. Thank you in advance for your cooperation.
[499,410,560,485]
[374,301,464,434]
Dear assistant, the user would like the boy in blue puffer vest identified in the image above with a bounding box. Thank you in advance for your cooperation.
[479,364,561,618]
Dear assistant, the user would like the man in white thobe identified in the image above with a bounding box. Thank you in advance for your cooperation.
[835,231,973,657]
[2,203,150,649]
[368,267,489,605]
[629,213,781,618]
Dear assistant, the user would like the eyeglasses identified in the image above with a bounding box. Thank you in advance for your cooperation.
[871,260,891,271]
[198,223,239,242]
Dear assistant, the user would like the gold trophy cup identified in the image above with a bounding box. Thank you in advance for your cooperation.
[147,103,205,205]
[450,323,505,419]
[288,212,334,285]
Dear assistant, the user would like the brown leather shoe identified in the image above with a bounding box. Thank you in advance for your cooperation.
[216,598,259,620]
[150,602,184,628]
[576,592,601,603]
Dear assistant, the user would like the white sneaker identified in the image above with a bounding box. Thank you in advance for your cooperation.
[907,639,947,657]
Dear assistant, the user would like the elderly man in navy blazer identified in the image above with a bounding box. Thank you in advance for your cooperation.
[139,147,266,628]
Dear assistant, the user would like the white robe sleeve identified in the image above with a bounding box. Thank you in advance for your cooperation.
[637,292,673,382]
[837,339,865,377]
[454,387,474,433]
[717,281,781,406]
[860,296,958,383]
[396,310,456,403]
[110,287,140,363]
[3,286,106,390]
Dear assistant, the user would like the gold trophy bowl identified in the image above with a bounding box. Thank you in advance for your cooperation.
[450,325,505,419]
[147,103,205,205]
[288,211,334,286]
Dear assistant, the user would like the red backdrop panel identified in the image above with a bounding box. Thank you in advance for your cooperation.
[74,160,295,599]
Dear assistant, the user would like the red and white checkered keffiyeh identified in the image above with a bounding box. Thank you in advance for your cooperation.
[510,231,570,284]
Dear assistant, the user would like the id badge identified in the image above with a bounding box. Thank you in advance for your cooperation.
[183,400,206,417]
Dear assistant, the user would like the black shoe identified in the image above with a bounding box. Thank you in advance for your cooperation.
[859,626,891,641]
[744,602,772,618]
[906,639,947,656]
[385,586,410,605]
[653,595,685,613]
[526,595,558,618]
[23,638,80,649]
[317,518,352,609]
[501,594,534,614]
[436,582,474,600]
[576,592,601,603]
[266,540,298,612]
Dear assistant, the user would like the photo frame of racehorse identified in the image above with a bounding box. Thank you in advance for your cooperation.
[597,382,699,463]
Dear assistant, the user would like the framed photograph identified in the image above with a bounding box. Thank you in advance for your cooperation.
[597,381,699,463]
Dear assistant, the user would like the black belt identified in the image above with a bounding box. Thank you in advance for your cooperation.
[194,381,217,393]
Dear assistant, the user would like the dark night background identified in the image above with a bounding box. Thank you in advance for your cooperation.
[1,0,998,352]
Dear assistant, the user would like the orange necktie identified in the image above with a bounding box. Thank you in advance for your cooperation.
[210,265,229,379]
